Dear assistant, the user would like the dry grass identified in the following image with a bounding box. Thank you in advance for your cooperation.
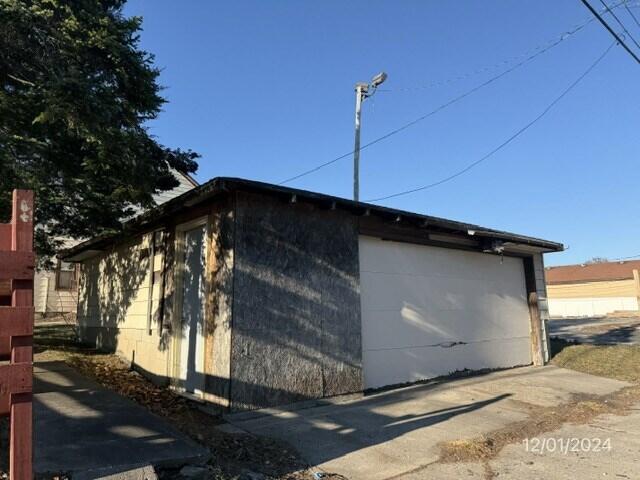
[550,340,640,383]
[437,341,640,478]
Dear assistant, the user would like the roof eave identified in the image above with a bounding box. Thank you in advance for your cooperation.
[60,177,563,261]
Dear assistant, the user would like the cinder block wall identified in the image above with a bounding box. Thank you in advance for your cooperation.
[77,234,170,382]
[229,192,362,411]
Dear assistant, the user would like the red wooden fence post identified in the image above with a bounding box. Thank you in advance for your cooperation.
[0,217,10,360]
[10,189,33,480]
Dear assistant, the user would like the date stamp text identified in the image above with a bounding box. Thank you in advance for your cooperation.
[523,437,611,454]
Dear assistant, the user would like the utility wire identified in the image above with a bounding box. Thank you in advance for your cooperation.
[386,31,586,93]
[612,253,640,260]
[277,21,587,186]
[599,0,640,49]
[382,0,633,93]
[365,42,615,203]
[580,0,640,63]
[624,2,640,28]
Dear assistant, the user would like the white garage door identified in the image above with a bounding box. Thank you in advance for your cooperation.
[360,236,531,389]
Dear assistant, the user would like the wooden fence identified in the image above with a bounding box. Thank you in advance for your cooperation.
[0,190,34,480]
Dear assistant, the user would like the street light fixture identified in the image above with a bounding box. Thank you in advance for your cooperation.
[353,71,387,201]
[370,71,388,88]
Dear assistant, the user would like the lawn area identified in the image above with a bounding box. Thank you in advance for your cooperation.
[550,338,640,383]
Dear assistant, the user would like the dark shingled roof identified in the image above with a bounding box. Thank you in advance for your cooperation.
[546,260,640,285]
[61,177,563,260]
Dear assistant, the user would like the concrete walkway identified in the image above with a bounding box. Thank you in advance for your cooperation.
[34,361,209,478]
[227,366,629,480]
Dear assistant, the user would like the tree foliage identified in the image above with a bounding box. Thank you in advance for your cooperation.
[0,0,199,259]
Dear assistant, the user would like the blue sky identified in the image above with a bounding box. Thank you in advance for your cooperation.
[124,0,640,267]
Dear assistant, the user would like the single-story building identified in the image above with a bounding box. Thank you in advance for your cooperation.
[546,260,640,318]
[62,177,562,412]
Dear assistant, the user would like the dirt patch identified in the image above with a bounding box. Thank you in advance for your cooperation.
[437,342,640,479]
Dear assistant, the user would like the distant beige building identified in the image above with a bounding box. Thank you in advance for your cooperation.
[33,170,198,318]
[546,260,640,318]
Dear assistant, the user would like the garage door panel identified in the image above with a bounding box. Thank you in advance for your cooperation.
[362,307,530,351]
[360,273,494,311]
[361,273,527,320]
[359,236,532,390]
[363,336,531,389]
[361,239,512,279]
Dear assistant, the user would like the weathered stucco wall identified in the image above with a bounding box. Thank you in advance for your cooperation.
[77,234,170,382]
[230,192,362,411]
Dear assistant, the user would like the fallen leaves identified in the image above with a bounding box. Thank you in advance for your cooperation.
[66,354,193,419]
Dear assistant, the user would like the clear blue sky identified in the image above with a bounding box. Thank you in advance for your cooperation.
[124,0,640,267]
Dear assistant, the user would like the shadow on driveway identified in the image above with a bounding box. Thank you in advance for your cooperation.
[227,365,630,480]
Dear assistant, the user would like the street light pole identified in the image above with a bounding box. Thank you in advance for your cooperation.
[352,72,387,202]
[353,82,368,202]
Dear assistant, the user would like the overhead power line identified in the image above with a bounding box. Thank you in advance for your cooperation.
[381,0,633,93]
[365,42,615,203]
[580,0,640,63]
[277,1,634,187]
[612,254,640,260]
[386,31,588,93]
[599,0,640,49]
[613,253,640,260]
[277,20,588,186]
[624,2,640,28]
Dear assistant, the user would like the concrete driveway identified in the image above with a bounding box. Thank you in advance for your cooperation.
[228,366,632,480]
[549,316,640,344]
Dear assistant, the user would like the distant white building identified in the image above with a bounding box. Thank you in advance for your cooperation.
[34,170,198,318]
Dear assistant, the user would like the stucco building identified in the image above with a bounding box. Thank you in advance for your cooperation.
[62,177,562,411]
